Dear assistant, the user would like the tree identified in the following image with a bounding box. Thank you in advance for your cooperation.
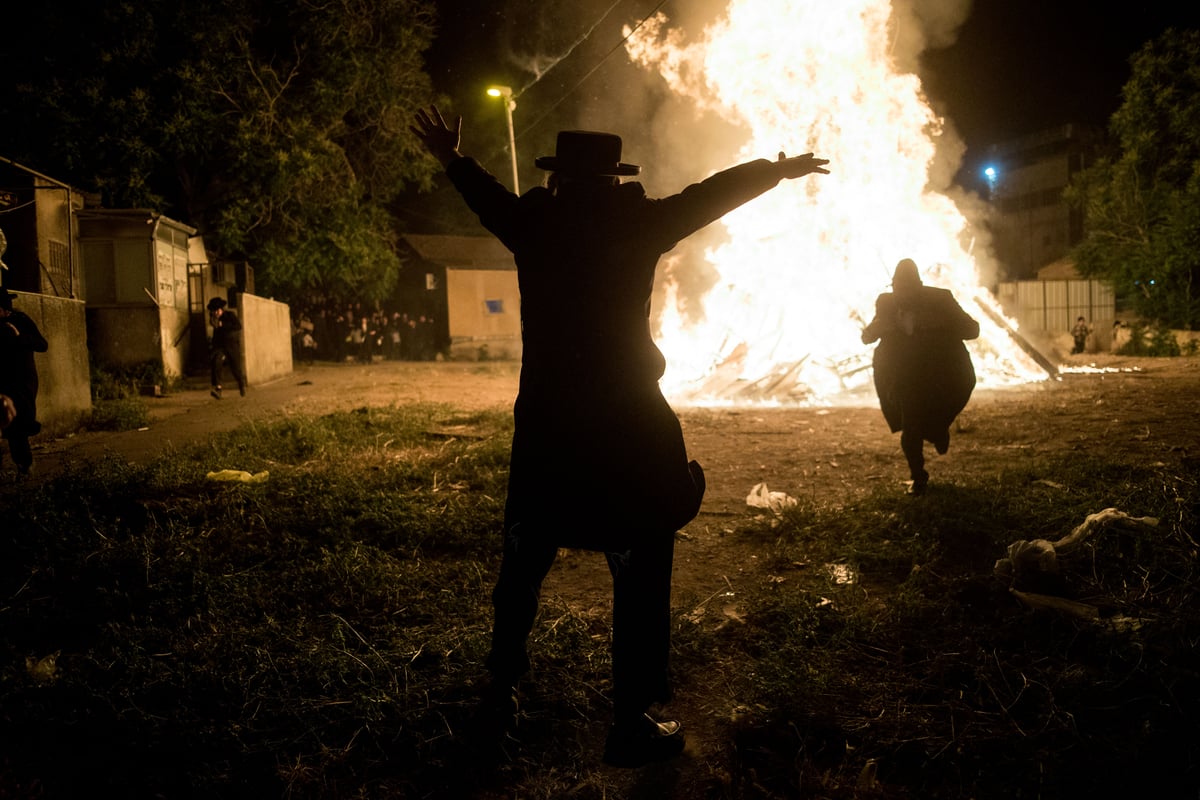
[1065,28,1200,330]
[0,0,444,303]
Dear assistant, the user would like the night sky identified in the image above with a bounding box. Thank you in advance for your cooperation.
[920,0,1200,148]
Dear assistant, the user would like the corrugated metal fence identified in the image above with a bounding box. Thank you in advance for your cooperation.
[998,279,1116,336]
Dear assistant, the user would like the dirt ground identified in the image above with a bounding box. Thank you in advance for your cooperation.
[12,353,1200,783]
[24,353,1199,612]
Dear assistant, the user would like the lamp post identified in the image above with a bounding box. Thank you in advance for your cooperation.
[983,165,998,197]
[487,85,519,194]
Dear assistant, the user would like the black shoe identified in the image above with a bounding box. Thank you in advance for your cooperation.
[907,479,928,496]
[238,383,246,397]
[602,713,685,768]
[211,386,222,400]
[477,682,519,732]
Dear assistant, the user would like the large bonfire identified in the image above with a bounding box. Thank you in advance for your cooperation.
[624,0,1048,406]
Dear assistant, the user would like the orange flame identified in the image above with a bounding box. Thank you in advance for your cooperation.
[625,1,1048,406]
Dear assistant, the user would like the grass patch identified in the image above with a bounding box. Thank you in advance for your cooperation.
[2,404,1198,798]
[87,360,172,431]
[88,398,151,431]
[710,454,1199,798]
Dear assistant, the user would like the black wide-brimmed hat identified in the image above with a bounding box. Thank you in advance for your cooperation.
[535,131,640,176]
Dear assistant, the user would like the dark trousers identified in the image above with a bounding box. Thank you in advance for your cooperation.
[486,523,676,721]
[901,428,927,483]
[3,430,32,471]
[210,346,245,389]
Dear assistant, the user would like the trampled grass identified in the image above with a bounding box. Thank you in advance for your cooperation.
[2,403,1197,798]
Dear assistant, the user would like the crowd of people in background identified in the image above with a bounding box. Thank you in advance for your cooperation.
[288,302,445,366]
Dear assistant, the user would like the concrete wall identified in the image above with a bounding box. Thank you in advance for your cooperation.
[87,305,166,368]
[238,293,292,385]
[159,306,191,379]
[9,291,92,436]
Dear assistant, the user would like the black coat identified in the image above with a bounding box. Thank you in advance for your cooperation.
[447,156,788,549]
[211,309,242,351]
[861,286,979,442]
[0,309,48,436]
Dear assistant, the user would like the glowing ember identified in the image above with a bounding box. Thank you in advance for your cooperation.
[624,0,1049,406]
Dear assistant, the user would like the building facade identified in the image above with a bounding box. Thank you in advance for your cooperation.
[0,157,93,435]
[78,209,198,380]
[396,234,521,360]
[982,124,1104,281]
[80,211,292,387]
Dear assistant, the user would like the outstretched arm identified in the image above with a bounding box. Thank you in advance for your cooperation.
[646,150,832,248]
[411,105,463,168]
[416,105,523,248]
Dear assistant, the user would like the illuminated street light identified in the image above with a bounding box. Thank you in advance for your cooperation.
[983,165,998,196]
[487,86,519,194]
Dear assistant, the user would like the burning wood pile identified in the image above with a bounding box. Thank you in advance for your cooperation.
[673,342,874,405]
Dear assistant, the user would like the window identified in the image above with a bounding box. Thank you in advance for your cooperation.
[45,239,71,297]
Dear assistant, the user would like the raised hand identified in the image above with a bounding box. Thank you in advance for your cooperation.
[776,151,830,179]
[411,105,463,167]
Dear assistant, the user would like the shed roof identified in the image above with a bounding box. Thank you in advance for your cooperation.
[76,208,198,236]
[401,234,515,270]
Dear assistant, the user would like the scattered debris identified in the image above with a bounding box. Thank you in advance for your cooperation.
[746,482,797,515]
[995,508,1159,627]
[826,563,856,585]
[1008,589,1099,621]
[858,759,879,790]
[995,507,1159,582]
[423,426,487,440]
[25,651,60,685]
[205,469,269,484]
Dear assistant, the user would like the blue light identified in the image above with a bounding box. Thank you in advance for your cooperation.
[983,165,998,194]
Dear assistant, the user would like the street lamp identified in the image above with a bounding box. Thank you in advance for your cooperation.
[983,165,998,197]
[487,85,519,194]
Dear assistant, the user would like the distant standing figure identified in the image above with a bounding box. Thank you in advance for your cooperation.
[1071,316,1091,354]
[417,315,436,360]
[387,312,403,360]
[412,105,829,768]
[0,289,48,477]
[293,313,317,365]
[354,316,375,364]
[208,297,246,399]
[861,259,979,496]
[1111,320,1127,353]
